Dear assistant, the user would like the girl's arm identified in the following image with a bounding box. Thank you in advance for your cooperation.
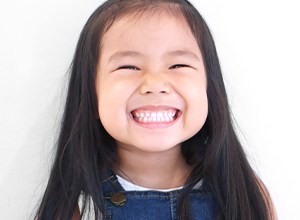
[256,176,278,220]
[71,205,80,220]
[35,205,80,220]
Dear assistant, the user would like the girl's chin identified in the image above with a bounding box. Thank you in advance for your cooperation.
[117,140,182,153]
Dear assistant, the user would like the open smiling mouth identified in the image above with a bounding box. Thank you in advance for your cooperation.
[130,108,181,124]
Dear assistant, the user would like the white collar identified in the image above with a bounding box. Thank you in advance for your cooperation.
[116,175,203,192]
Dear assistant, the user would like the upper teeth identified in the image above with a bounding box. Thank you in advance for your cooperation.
[132,110,177,123]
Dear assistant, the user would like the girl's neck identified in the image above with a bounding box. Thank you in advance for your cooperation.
[114,145,192,189]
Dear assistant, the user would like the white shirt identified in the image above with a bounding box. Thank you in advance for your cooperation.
[116,175,203,192]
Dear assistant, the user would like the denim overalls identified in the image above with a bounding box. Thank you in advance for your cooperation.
[101,172,218,220]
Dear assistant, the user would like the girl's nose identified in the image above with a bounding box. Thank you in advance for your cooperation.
[139,73,171,95]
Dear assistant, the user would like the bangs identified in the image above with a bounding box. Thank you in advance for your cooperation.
[101,1,189,33]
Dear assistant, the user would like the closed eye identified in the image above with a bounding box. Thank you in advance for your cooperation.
[117,65,140,70]
[169,64,190,69]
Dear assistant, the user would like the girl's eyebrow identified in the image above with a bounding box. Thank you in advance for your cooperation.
[108,49,200,63]
[165,50,200,62]
[108,51,144,63]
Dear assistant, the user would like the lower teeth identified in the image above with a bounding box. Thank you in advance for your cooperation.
[134,116,176,123]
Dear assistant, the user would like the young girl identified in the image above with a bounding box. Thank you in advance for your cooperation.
[36,0,276,219]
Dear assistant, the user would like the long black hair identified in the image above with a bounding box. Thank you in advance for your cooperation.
[35,0,274,219]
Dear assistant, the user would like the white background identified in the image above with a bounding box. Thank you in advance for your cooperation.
[0,0,299,219]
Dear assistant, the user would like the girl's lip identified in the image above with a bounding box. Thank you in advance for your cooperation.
[130,105,180,112]
[129,106,182,129]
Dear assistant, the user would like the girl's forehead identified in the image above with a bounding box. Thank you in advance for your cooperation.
[102,11,192,44]
[99,10,202,65]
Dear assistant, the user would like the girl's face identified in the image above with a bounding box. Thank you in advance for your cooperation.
[96,12,208,153]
